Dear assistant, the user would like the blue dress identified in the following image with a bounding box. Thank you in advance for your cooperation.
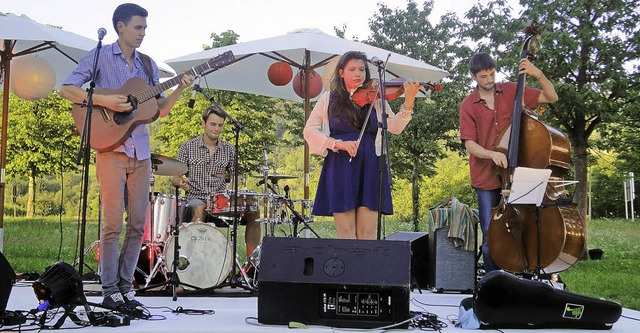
[312,103,393,216]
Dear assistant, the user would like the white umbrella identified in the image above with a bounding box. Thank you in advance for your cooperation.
[0,12,96,249]
[166,28,448,201]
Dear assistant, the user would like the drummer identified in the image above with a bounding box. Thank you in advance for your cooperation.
[171,105,261,259]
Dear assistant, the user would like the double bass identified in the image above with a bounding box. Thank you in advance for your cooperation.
[488,21,585,274]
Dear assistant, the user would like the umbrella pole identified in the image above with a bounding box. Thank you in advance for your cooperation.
[303,51,311,211]
[0,42,13,250]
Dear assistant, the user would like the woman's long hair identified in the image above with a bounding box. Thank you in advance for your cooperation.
[328,51,372,128]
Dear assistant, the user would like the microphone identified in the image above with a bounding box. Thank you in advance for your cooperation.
[284,185,290,199]
[370,56,384,65]
[97,27,107,40]
[188,77,201,108]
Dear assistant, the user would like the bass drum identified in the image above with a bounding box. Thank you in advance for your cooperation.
[164,222,233,290]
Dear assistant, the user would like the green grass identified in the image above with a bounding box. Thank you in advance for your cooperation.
[2,216,638,310]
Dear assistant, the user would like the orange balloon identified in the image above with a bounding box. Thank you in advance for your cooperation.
[267,61,293,86]
[292,69,322,99]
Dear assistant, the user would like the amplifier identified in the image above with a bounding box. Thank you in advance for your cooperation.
[384,231,429,290]
[258,237,411,329]
[428,227,475,293]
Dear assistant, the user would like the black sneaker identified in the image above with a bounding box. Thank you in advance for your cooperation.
[122,291,144,308]
[102,293,126,310]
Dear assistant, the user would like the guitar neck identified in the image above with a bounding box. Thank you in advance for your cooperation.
[134,51,234,104]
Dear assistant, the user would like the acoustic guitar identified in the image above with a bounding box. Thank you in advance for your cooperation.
[71,51,235,152]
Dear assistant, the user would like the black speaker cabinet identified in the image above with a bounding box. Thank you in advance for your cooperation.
[385,231,429,290]
[258,237,411,329]
[428,227,475,293]
[0,251,16,313]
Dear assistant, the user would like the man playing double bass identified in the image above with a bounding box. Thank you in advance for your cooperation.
[459,52,558,272]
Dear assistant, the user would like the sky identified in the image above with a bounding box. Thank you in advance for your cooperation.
[2,0,521,72]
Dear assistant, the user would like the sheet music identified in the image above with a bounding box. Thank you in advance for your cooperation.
[507,167,552,206]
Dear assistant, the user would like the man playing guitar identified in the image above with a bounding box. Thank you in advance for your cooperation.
[60,3,195,310]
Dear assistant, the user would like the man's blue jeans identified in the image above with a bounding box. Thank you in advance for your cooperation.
[475,188,501,272]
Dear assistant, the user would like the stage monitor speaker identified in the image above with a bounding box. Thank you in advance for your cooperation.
[257,237,411,329]
[0,251,16,313]
[385,231,429,290]
[428,227,475,293]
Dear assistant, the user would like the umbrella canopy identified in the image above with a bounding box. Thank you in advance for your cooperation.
[167,28,448,102]
[166,28,448,201]
[0,12,96,245]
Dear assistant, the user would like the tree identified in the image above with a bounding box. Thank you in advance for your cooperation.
[5,92,79,217]
[465,0,640,220]
[367,0,474,230]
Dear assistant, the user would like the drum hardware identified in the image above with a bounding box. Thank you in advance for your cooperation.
[137,155,210,299]
[134,242,167,289]
[260,182,320,238]
[240,242,262,290]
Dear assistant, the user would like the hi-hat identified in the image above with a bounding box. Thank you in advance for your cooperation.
[151,154,187,176]
[252,174,298,182]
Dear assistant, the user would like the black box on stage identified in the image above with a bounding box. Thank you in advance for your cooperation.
[384,231,429,290]
[0,251,16,313]
[257,237,411,329]
[428,227,475,293]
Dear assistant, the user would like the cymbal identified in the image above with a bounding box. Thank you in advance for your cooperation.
[252,174,298,181]
[150,154,187,176]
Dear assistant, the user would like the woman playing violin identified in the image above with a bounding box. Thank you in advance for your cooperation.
[303,51,420,240]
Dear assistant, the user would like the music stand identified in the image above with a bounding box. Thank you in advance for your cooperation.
[507,167,552,206]
[506,167,553,276]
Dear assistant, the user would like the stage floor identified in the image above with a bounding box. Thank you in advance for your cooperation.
[2,280,639,332]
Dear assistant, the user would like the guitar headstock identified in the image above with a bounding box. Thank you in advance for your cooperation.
[201,51,236,76]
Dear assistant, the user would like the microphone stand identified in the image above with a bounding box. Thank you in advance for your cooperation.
[373,56,392,240]
[192,85,254,292]
[75,32,105,278]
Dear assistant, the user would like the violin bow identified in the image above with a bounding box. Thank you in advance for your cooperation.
[349,101,376,163]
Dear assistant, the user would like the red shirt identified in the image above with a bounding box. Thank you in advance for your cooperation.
[459,82,541,190]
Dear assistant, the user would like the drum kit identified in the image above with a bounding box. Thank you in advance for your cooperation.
[134,153,317,294]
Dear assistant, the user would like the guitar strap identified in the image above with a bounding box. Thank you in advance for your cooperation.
[138,51,161,99]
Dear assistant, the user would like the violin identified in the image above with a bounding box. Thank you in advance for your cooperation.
[350,78,442,106]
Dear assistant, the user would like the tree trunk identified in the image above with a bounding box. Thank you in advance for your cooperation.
[412,155,420,232]
[573,141,589,223]
[26,171,36,217]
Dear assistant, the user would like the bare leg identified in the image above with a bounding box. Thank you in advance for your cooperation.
[355,206,378,240]
[334,209,357,239]
[244,212,261,258]
[191,204,206,222]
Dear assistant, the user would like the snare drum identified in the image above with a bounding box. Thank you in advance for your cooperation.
[144,193,188,242]
[208,190,260,216]
[163,222,233,290]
